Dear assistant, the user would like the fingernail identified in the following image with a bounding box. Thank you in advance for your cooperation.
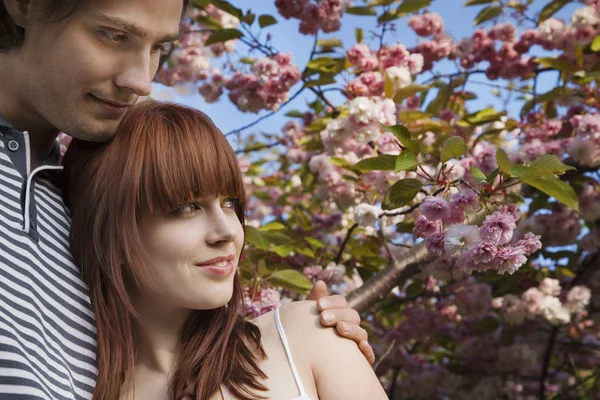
[319,298,329,309]
[322,311,334,323]
[340,322,350,333]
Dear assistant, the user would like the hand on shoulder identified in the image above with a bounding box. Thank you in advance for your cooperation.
[277,301,389,400]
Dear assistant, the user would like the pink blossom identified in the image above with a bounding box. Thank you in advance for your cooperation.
[426,232,446,256]
[413,215,442,238]
[444,224,481,255]
[455,283,492,317]
[420,197,450,221]
[243,286,281,318]
[408,13,445,37]
[494,245,527,274]
[346,44,379,71]
[516,232,542,255]
[488,23,517,43]
[471,241,499,265]
[275,0,309,19]
[450,189,479,212]
[480,211,517,245]
[442,206,465,226]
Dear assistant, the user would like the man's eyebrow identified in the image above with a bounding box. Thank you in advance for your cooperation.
[92,13,180,43]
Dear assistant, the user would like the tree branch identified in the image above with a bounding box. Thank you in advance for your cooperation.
[347,208,489,312]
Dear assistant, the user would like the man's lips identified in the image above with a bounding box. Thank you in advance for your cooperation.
[90,95,134,116]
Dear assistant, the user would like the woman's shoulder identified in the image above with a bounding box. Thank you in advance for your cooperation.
[254,301,340,357]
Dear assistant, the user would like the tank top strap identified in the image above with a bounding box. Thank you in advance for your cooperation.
[274,307,309,398]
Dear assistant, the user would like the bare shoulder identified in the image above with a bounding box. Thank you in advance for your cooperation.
[253,301,320,340]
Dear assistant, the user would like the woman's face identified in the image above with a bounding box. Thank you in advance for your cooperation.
[136,196,244,312]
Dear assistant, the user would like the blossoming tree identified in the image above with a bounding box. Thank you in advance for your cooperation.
[88,0,600,398]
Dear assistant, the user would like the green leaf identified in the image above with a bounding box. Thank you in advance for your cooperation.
[395,151,418,173]
[382,178,422,209]
[258,14,277,28]
[464,0,496,5]
[441,136,467,162]
[396,0,432,13]
[271,243,294,257]
[270,269,313,292]
[472,316,500,334]
[591,35,600,52]
[257,259,270,277]
[464,108,506,125]
[259,221,287,231]
[354,154,397,171]
[496,149,512,174]
[486,168,499,183]
[303,73,337,88]
[306,237,326,250]
[394,84,429,103]
[534,57,578,74]
[519,174,579,211]
[537,86,573,102]
[317,38,343,48]
[538,0,572,24]
[196,15,223,29]
[380,123,420,154]
[381,123,411,139]
[355,28,364,43]
[473,6,502,25]
[510,165,529,177]
[528,154,576,176]
[285,110,305,118]
[306,57,346,74]
[240,12,255,25]
[384,72,395,98]
[204,28,243,45]
[295,246,315,258]
[470,166,487,183]
[405,280,424,297]
[346,6,377,15]
[558,267,576,278]
[426,85,450,115]
[245,226,268,250]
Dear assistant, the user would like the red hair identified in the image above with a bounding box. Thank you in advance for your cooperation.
[63,101,267,399]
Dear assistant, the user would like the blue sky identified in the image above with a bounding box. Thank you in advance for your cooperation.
[152,0,582,148]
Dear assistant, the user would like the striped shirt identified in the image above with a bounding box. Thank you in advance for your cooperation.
[0,117,97,399]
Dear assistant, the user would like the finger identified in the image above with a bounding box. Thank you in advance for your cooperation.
[306,280,327,302]
[359,340,376,365]
[335,322,369,344]
[319,308,361,327]
[317,294,347,311]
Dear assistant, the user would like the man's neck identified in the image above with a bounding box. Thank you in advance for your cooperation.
[0,54,60,168]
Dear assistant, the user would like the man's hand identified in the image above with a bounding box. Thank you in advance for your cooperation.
[306,280,375,365]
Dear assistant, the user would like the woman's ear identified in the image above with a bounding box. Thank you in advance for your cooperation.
[3,0,32,28]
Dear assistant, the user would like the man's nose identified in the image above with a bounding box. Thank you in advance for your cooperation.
[114,52,154,97]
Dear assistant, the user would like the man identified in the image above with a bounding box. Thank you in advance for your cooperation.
[0,0,373,398]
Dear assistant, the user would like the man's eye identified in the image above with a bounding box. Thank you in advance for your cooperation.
[100,31,127,44]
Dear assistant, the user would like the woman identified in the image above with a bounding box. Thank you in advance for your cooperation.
[62,101,388,399]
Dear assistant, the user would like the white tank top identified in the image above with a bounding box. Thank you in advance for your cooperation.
[220,308,314,400]
[274,307,313,400]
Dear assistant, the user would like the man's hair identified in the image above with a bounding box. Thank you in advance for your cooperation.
[0,0,189,52]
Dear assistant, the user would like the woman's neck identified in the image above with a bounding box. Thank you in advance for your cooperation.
[132,297,191,375]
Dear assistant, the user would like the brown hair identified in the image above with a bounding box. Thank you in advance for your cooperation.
[0,0,190,51]
[63,101,267,400]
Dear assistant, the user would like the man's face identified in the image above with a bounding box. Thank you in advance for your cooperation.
[15,0,183,142]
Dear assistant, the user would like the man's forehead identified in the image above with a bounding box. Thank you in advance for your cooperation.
[91,12,181,42]
[77,0,183,40]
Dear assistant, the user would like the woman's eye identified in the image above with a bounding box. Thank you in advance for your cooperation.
[175,202,202,214]
[222,198,240,210]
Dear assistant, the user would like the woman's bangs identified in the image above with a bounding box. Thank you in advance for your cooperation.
[137,106,245,215]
